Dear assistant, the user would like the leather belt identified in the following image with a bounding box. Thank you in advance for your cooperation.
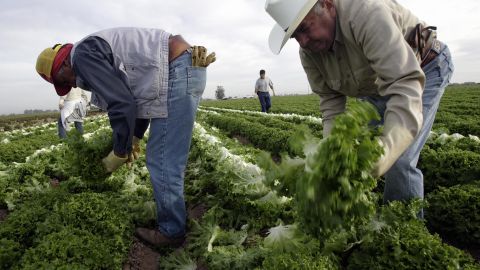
[420,39,441,68]
[407,24,441,68]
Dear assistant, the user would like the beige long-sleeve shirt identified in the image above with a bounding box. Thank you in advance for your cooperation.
[300,0,426,176]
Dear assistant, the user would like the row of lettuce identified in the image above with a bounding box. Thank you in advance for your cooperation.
[0,116,157,269]
[198,107,480,195]
[192,104,480,267]
[201,85,480,137]
[157,102,479,269]
[0,112,60,132]
[0,115,109,165]
[0,102,479,269]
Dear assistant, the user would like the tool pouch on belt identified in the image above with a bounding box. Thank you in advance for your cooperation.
[407,23,441,67]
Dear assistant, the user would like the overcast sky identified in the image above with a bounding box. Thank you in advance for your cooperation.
[0,0,479,115]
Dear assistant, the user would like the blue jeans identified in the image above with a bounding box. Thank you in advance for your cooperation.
[257,91,271,112]
[58,117,83,138]
[146,51,206,238]
[362,43,454,204]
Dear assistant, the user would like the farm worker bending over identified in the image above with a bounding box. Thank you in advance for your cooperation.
[57,88,88,139]
[35,27,216,247]
[255,69,276,112]
[265,0,454,207]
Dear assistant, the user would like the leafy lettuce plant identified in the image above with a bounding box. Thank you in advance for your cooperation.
[260,100,383,237]
[427,181,480,246]
[62,130,112,184]
[347,201,478,270]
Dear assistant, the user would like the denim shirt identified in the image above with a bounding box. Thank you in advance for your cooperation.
[71,27,170,155]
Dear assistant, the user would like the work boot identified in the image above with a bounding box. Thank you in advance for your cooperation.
[135,227,185,248]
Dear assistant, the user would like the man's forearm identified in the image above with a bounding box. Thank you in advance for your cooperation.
[74,36,137,156]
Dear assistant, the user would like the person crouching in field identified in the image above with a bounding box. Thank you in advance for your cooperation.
[36,27,215,247]
[265,0,454,213]
[57,88,88,138]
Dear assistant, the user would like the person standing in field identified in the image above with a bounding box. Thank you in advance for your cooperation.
[264,0,454,208]
[35,27,215,247]
[255,69,276,112]
[57,87,88,138]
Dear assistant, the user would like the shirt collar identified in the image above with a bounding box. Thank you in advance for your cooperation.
[331,14,344,52]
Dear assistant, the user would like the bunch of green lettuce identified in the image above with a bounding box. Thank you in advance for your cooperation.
[261,101,383,237]
[347,201,478,269]
[427,181,480,246]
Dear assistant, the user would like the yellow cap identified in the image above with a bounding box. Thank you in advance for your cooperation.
[36,44,62,82]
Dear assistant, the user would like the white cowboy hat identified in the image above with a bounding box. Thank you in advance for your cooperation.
[265,0,318,54]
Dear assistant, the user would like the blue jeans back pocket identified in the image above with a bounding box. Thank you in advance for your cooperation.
[187,66,207,97]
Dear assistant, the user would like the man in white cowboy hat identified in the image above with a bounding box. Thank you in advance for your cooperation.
[264,0,454,207]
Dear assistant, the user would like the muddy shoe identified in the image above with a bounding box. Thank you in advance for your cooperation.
[135,228,185,248]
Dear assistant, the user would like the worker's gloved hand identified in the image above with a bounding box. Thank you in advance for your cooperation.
[192,46,216,67]
[59,104,64,110]
[102,150,128,173]
[127,136,141,169]
[371,126,414,178]
[371,138,388,178]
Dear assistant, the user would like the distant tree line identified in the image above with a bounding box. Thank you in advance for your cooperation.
[0,109,57,117]
[450,82,479,86]
[23,109,57,115]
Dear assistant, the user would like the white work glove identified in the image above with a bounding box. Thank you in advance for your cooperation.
[371,125,414,178]
[126,136,141,169]
[102,150,128,173]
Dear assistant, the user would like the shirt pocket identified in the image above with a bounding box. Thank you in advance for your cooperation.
[187,66,206,97]
[124,60,160,100]
[326,79,341,91]
[352,65,377,94]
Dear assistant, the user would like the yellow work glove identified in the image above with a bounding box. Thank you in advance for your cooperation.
[102,150,128,173]
[127,136,141,168]
[191,46,216,67]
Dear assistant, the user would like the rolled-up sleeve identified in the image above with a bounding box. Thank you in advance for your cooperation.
[300,49,346,136]
[73,37,136,156]
[134,118,150,139]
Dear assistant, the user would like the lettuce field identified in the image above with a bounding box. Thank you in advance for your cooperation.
[0,84,479,269]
